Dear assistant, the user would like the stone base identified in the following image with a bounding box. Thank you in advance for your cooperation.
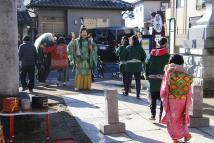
[189,116,210,127]
[100,122,125,134]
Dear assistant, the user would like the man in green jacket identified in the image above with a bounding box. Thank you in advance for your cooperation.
[145,37,170,121]
[123,35,146,98]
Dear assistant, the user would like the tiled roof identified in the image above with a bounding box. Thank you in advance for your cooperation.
[17,9,32,25]
[27,0,133,11]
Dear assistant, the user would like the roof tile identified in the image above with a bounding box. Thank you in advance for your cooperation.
[27,0,133,11]
[17,9,32,25]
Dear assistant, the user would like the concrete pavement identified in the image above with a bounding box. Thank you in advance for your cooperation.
[62,80,214,143]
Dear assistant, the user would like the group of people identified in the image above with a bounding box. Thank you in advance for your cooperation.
[116,32,193,143]
[18,26,97,92]
[19,27,193,143]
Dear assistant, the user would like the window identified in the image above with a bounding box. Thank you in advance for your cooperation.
[176,0,185,8]
[84,18,110,28]
[42,17,64,34]
[196,0,206,10]
[140,7,142,12]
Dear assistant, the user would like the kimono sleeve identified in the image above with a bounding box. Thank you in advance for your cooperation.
[185,87,192,124]
[67,41,75,66]
[160,70,169,100]
[90,42,98,70]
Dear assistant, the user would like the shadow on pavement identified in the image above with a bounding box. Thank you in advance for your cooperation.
[126,130,164,143]
[73,116,165,143]
[189,126,214,140]
[203,103,214,117]
[63,96,98,108]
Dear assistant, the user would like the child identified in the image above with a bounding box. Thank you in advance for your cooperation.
[160,54,192,143]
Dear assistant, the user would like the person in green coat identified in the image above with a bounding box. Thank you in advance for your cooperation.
[123,35,147,98]
[67,27,97,90]
[115,36,129,90]
[145,37,170,121]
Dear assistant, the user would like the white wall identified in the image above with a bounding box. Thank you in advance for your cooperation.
[125,1,161,29]
[186,0,204,29]
[126,2,144,28]
[144,1,161,21]
[165,0,206,49]
[67,9,123,35]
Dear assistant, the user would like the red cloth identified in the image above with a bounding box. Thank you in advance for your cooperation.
[151,48,168,56]
[43,44,68,69]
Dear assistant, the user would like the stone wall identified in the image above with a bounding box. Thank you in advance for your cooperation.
[180,48,214,97]
[0,0,19,97]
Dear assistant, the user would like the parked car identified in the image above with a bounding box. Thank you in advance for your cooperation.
[88,27,134,63]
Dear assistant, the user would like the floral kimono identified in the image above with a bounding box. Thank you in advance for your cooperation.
[67,38,97,89]
[160,63,193,140]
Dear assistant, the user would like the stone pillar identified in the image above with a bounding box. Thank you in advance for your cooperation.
[0,0,19,97]
[189,86,209,127]
[100,89,125,134]
[179,0,214,127]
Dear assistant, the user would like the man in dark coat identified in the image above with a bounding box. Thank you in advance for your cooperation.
[19,35,37,92]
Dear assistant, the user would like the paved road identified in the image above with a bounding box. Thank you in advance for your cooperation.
[3,68,212,143]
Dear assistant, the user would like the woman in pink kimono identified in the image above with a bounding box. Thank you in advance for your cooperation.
[160,54,193,143]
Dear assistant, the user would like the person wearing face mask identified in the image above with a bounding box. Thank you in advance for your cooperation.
[123,35,146,99]
[67,26,97,90]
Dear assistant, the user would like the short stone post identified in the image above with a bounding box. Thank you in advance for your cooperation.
[189,86,209,127]
[100,89,125,134]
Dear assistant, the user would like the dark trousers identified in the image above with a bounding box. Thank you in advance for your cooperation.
[150,92,163,118]
[125,72,141,97]
[122,72,126,89]
[20,65,35,90]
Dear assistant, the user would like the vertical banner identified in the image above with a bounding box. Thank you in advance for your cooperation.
[151,11,165,46]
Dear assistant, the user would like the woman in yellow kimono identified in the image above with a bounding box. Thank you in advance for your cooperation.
[67,27,97,90]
